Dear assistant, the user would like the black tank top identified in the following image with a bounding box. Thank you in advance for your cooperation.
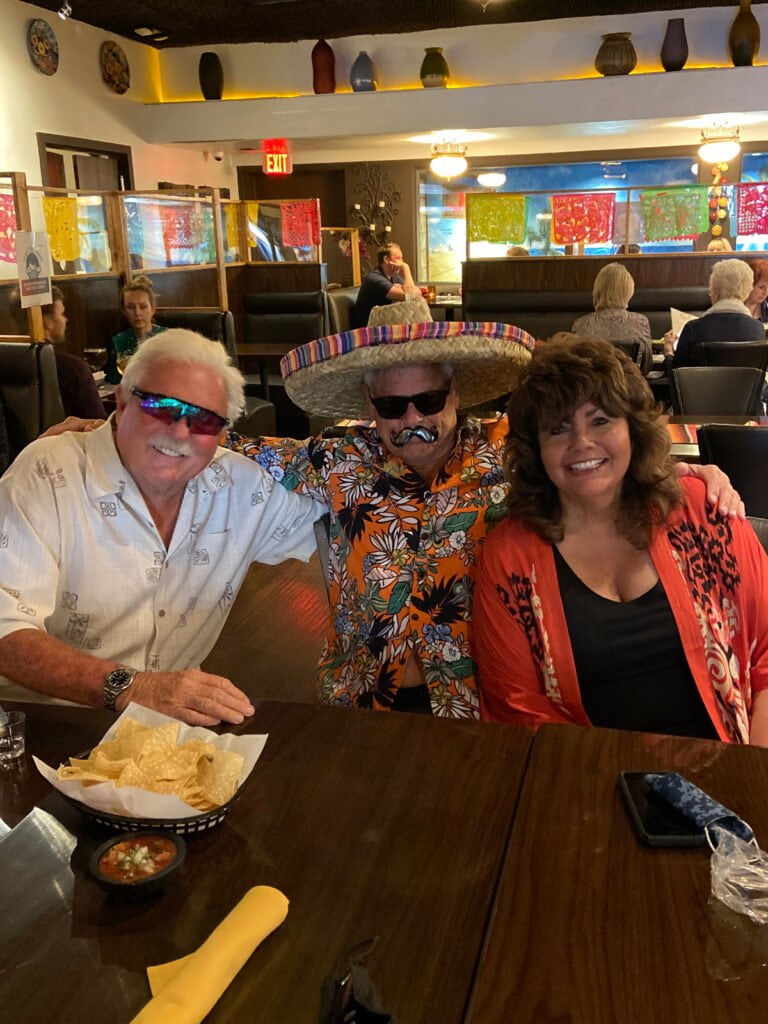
[554,547,718,740]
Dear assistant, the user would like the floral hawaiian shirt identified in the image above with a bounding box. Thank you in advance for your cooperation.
[227,416,510,718]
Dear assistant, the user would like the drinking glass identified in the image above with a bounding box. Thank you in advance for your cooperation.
[0,711,25,767]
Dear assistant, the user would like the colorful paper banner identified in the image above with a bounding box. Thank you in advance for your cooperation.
[640,187,709,242]
[468,194,527,244]
[737,183,768,236]
[0,194,16,263]
[224,204,240,250]
[280,200,320,248]
[42,196,79,263]
[551,192,615,245]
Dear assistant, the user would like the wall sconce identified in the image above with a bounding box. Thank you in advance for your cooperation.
[430,141,468,179]
[350,164,402,249]
[698,125,741,163]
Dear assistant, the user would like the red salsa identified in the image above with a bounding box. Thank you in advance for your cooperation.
[98,836,177,883]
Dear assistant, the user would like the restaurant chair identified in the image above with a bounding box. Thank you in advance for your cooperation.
[0,341,64,459]
[697,425,768,518]
[607,339,641,364]
[671,367,764,416]
[747,516,768,555]
[700,342,768,371]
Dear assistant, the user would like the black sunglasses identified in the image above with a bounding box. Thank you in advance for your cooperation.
[130,388,229,436]
[368,385,451,420]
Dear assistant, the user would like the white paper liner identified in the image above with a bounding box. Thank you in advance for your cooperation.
[34,702,266,819]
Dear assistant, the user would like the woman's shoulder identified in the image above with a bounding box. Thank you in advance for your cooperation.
[482,515,545,563]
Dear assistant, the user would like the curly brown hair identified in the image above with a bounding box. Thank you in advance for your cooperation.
[504,334,681,548]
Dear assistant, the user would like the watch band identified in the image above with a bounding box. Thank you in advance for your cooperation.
[103,666,139,711]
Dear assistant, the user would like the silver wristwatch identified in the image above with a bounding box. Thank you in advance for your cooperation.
[103,666,139,711]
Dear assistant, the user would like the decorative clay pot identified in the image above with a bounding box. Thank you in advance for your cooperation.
[350,51,377,92]
[729,0,760,66]
[594,32,637,76]
[420,47,449,88]
[660,18,688,72]
[311,39,335,94]
[198,52,223,100]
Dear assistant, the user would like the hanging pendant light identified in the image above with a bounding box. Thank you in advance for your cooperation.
[698,125,741,163]
[430,141,468,179]
[476,171,506,188]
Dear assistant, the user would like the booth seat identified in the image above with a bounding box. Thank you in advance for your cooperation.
[0,342,64,459]
[462,286,712,341]
[153,308,275,437]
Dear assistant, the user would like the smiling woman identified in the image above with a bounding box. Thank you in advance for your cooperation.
[473,334,768,747]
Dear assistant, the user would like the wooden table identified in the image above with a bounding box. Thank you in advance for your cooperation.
[465,724,768,1024]
[0,700,532,1024]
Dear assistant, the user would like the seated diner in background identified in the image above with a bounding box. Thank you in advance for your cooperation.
[103,275,166,384]
[663,258,765,368]
[473,336,768,744]
[41,285,106,421]
[745,257,768,324]
[571,262,652,375]
[351,242,420,329]
[0,330,321,724]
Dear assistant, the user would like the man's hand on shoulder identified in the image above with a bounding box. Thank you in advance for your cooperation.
[40,416,105,439]
[675,461,745,519]
[118,668,255,726]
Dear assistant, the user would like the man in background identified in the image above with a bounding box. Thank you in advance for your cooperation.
[41,285,106,420]
[351,242,420,328]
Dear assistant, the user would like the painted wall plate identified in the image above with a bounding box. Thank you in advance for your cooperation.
[27,19,59,77]
[100,40,130,94]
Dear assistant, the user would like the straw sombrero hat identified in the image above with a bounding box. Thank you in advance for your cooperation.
[280,321,536,418]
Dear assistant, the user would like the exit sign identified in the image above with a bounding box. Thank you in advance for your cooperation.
[262,139,292,175]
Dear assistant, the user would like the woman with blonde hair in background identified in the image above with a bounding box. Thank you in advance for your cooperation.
[104,276,166,384]
[571,262,652,374]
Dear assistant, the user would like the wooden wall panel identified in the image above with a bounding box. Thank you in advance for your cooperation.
[462,254,735,294]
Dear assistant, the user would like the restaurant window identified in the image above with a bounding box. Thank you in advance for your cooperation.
[418,155,704,283]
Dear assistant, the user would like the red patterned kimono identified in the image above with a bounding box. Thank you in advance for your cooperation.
[474,478,768,742]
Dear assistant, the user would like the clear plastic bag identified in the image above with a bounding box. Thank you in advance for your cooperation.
[709,824,768,926]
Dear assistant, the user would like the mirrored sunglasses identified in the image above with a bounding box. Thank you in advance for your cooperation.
[369,386,451,420]
[130,387,229,436]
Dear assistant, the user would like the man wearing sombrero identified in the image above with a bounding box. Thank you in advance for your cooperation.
[228,318,739,719]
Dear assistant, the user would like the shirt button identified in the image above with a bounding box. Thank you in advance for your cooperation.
[158,610,165,617]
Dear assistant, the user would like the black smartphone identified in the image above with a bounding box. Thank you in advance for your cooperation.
[618,771,707,848]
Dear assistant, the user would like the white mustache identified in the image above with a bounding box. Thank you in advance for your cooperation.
[152,433,195,457]
[391,425,439,447]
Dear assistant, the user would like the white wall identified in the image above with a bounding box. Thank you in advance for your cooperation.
[0,0,237,192]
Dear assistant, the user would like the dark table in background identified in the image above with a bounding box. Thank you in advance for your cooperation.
[0,699,531,1024]
[465,724,768,1024]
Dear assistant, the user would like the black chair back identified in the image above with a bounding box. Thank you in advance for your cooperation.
[153,309,237,362]
[697,425,768,518]
[243,291,329,346]
[0,342,64,458]
[608,339,641,363]
[747,516,768,554]
[671,367,764,416]
[700,342,768,371]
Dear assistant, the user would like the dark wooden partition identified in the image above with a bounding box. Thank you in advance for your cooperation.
[462,253,732,293]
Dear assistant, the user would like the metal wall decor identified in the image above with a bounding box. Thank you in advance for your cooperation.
[27,19,59,76]
[349,164,401,248]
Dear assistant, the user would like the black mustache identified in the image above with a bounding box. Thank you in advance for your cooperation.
[390,425,439,447]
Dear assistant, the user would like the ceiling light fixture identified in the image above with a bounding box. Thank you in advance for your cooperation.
[476,171,506,188]
[57,1,72,19]
[698,125,741,163]
[430,142,468,179]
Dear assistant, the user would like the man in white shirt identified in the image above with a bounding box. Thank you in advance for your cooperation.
[0,330,322,725]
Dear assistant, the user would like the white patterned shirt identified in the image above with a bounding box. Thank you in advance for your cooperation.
[0,421,321,700]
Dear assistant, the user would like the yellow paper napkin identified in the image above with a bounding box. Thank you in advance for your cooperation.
[130,885,289,1024]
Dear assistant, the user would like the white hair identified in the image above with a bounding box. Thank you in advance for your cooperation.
[120,328,245,422]
[709,259,755,303]
[363,363,454,388]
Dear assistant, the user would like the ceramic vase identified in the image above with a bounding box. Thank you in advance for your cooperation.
[350,51,377,92]
[660,18,688,71]
[594,32,637,76]
[311,39,335,94]
[198,51,223,100]
[420,47,449,88]
[729,0,760,66]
